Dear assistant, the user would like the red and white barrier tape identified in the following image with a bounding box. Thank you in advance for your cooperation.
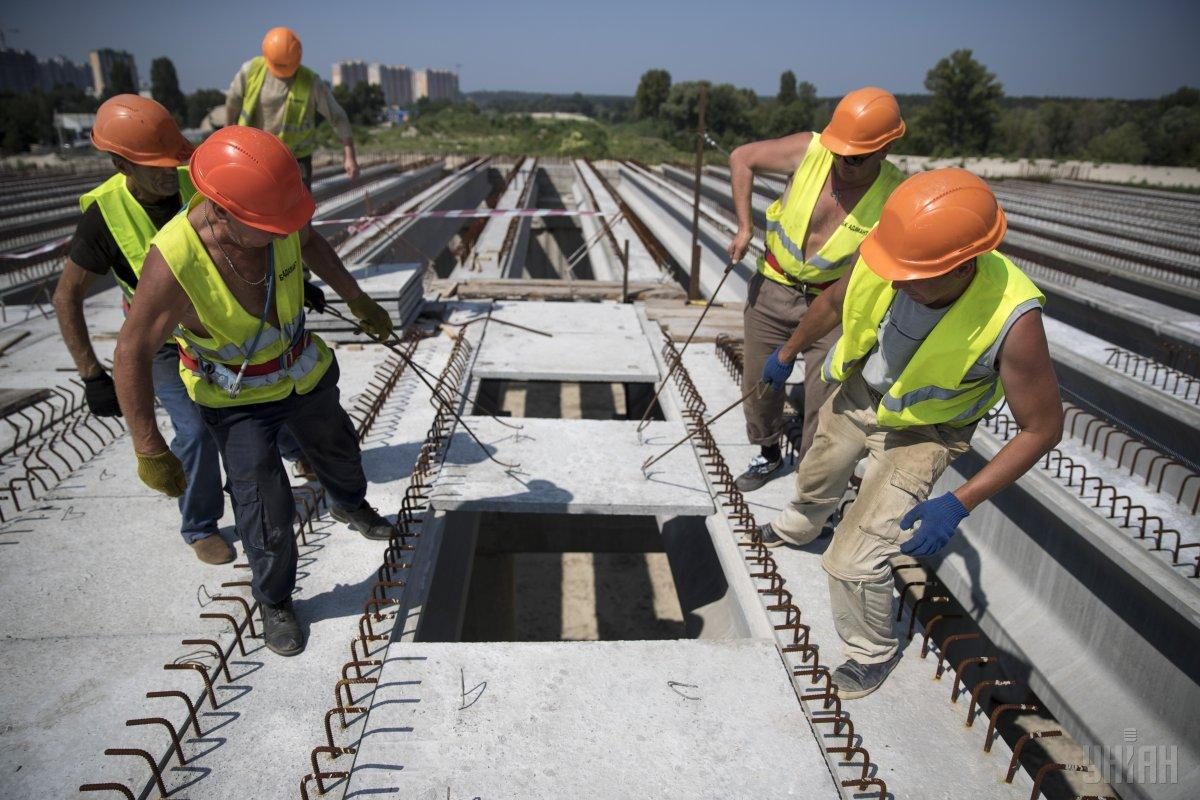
[0,235,71,262]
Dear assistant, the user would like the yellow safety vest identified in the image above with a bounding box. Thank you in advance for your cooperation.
[760,133,904,289]
[79,168,196,300]
[238,57,317,158]
[821,250,1046,429]
[152,193,332,408]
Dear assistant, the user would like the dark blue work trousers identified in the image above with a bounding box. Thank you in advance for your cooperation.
[199,357,367,605]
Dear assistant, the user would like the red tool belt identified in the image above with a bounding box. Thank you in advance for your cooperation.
[179,332,311,377]
[764,249,837,295]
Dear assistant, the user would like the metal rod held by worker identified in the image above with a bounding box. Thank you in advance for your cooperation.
[320,306,520,469]
[640,383,762,473]
[635,260,737,433]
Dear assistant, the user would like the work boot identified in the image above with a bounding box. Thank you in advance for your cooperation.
[291,457,317,481]
[734,453,785,492]
[330,502,397,541]
[261,598,305,657]
[750,522,819,549]
[190,533,235,565]
[831,655,901,700]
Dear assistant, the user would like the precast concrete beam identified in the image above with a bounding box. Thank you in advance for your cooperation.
[574,159,662,283]
[934,430,1200,800]
[465,158,539,279]
[615,165,754,303]
[661,163,771,229]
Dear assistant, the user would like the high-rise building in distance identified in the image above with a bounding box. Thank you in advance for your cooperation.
[88,49,138,96]
[331,60,369,90]
[367,63,413,107]
[412,68,459,102]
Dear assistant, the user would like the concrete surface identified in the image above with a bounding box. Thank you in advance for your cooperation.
[342,639,840,800]
[429,417,714,517]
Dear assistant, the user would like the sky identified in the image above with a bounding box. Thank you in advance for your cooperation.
[5,0,1199,99]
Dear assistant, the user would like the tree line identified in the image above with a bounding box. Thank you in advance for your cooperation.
[632,50,1199,167]
[0,56,226,154]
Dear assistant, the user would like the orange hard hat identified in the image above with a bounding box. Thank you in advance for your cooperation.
[861,168,1007,282]
[189,126,314,235]
[821,87,906,156]
[261,27,302,78]
[91,94,192,167]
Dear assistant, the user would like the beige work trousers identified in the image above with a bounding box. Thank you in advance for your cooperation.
[771,371,975,664]
[742,272,840,458]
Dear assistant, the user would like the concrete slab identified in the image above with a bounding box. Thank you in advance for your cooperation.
[430,418,714,516]
[472,325,659,382]
[343,639,840,800]
[488,299,645,335]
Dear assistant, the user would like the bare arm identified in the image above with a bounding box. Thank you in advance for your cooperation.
[299,226,363,301]
[113,247,191,455]
[314,80,359,179]
[52,260,104,379]
[953,311,1063,510]
[776,262,852,362]
[727,131,812,261]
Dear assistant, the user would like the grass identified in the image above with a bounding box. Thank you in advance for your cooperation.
[321,109,717,166]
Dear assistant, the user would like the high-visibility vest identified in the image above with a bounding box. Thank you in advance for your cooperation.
[821,250,1046,429]
[760,133,904,289]
[152,193,332,408]
[238,57,317,158]
[78,168,196,300]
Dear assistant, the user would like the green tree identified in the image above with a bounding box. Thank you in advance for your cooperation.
[1037,102,1074,157]
[102,60,137,99]
[1085,122,1147,164]
[659,81,754,149]
[185,88,227,128]
[922,49,1004,155]
[634,69,671,119]
[777,70,797,105]
[332,81,385,125]
[150,57,186,122]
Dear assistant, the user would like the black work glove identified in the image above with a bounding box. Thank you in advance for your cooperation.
[303,280,328,313]
[83,371,122,417]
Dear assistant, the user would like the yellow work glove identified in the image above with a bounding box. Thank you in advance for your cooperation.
[136,450,186,497]
[347,293,394,341]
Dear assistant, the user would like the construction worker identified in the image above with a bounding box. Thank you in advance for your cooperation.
[756,169,1064,699]
[52,94,235,565]
[224,26,360,187]
[113,126,397,657]
[727,87,907,492]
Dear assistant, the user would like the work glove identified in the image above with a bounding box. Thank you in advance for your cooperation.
[136,449,186,498]
[899,492,969,557]
[348,293,394,341]
[761,345,795,392]
[303,280,328,313]
[83,371,122,417]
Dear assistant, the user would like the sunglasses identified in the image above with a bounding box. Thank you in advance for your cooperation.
[836,150,881,166]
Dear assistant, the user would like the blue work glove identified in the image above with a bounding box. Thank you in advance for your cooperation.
[761,345,795,392]
[899,492,969,557]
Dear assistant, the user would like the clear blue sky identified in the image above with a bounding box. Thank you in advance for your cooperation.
[6,0,1198,99]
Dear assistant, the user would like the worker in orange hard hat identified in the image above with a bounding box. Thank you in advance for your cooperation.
[113,126,398,657]
[726,86,907,495]
[53,94,237,566]
[754,168,1063,699]
[224,26,360,186]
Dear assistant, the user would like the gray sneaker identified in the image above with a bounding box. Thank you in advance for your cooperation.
[832,655,901,699]
[734,454,785,492]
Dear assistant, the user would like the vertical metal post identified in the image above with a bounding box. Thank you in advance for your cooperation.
[688,83,708,303]
[622,239,630,303]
